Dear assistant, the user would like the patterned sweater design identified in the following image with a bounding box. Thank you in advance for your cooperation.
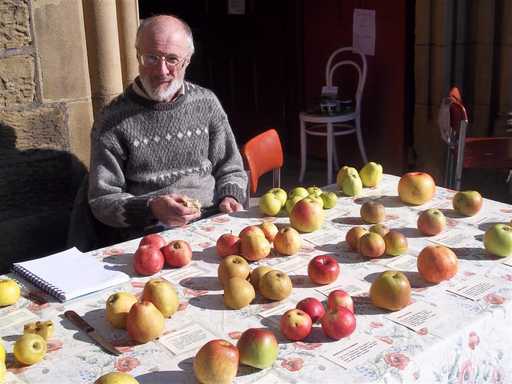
[88,80,247,230]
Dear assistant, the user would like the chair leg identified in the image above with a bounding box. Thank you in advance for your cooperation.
[299,119,307,183]
[327,123,333,185]
[355,117,368,164]
[333,139,340,174]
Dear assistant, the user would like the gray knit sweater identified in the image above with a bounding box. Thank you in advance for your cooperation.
[88,79,247,234]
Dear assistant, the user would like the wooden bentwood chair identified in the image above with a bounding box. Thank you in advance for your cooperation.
[241,129,284,208]
[440,86,512,190]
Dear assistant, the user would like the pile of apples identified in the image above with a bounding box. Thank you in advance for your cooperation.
[217,222,302,261]
[218,256,293,309]
[194,327,279,384]
[281,290,356,342]
[105,277,179,344]
[258,185,338,233]
[133,233,192,276]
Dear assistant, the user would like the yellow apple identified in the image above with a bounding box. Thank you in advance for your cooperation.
[0,341,5,363]
[23,320,54,340]
[223,277,256,309]
[259,270,292,301]
[94,372,140,384]
[249,266,273,292]
[143,279,179,318]
[106,292,138,329]
[359,162,383,187]
[0,279,21,307]
[13,333,47,365]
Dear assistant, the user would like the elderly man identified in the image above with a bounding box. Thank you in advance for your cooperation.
[87,15,247,243]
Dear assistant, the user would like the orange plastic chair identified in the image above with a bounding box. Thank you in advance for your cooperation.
[241,129,284,202]
[441,86,512,190]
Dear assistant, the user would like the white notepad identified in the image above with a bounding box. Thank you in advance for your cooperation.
[12,247,130,302]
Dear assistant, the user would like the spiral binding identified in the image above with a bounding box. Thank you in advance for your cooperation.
[12,265,66,302]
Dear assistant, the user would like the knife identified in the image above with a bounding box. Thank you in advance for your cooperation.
[64,310,121,356]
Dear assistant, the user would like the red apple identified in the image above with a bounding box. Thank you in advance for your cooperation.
[133,245,165,276]
[321,308,356,340]
[237,328,279,369]
[216,233,240,258]
[308,255,340,285]
[239,225,265,238]
[273,226,301,255]
[162,240,192,268]
[398,172,436,205]
[193,339,239,384]
[327,289,354,313]
[290,197,325,233]
[417,245,458,283]
[358,232,386,258]
[453,191,483,216]
[345,226,369,251]
[139,233,166,249]
[280,309,312,341]
[417,208,446,236]
[296,297,325,323]
[260,222,279,242]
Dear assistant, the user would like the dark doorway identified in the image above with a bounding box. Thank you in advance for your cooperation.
[139,1,304,149]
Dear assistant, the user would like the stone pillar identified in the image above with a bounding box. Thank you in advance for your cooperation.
[116,0,139,87]
[82,0,124,118]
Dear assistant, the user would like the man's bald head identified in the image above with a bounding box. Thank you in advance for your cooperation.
[136,15,194,56]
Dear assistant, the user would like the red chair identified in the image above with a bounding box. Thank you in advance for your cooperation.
[241,129,284,206]
[440,87,512,190]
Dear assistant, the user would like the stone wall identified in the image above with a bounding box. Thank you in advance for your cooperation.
[0,0,93,271]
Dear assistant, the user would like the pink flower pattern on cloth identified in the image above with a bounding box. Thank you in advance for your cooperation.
[384,352,410,370]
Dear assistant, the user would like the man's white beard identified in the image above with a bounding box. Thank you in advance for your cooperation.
[140,76,183,102]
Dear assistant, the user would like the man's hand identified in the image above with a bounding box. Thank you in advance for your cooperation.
[149,194,201,227]
[219,196,243,213]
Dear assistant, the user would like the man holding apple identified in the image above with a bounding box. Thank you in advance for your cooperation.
[85,15,247,245]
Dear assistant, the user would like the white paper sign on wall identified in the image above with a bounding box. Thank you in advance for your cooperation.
[353,9,376,56]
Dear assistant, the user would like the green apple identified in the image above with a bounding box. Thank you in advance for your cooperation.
[320,191,338,209]
[340,167,363,196]
[289,187,309,199]
[0,279,20,307]
[452,191,483,216]
[484,224,512,257]
[285,195,304,215]
[359,162,383,187]
[306,186,323,197]
[106,291,138,329]
[259,192,282,216]
[237,328,279,369]
[336,166,351,189]
[13,333,47,365]
[267,187,287,207]
[307,193,324,208]
[370,270,411,311]
[94,372,140,384]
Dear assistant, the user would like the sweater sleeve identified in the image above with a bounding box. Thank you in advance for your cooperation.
[88,120,155,228]
[208,96,248,205]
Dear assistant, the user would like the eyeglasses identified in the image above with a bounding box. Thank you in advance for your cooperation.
[138,53,189,70]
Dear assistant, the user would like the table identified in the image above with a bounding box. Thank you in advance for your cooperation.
[2,174,512,383]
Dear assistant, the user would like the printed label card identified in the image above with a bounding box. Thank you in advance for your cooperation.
[322,333,390,370]
[446,275,501,301]
[385,301,443,333]
[159,323,216,356]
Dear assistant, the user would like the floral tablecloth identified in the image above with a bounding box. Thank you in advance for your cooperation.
[1,174,512,384]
